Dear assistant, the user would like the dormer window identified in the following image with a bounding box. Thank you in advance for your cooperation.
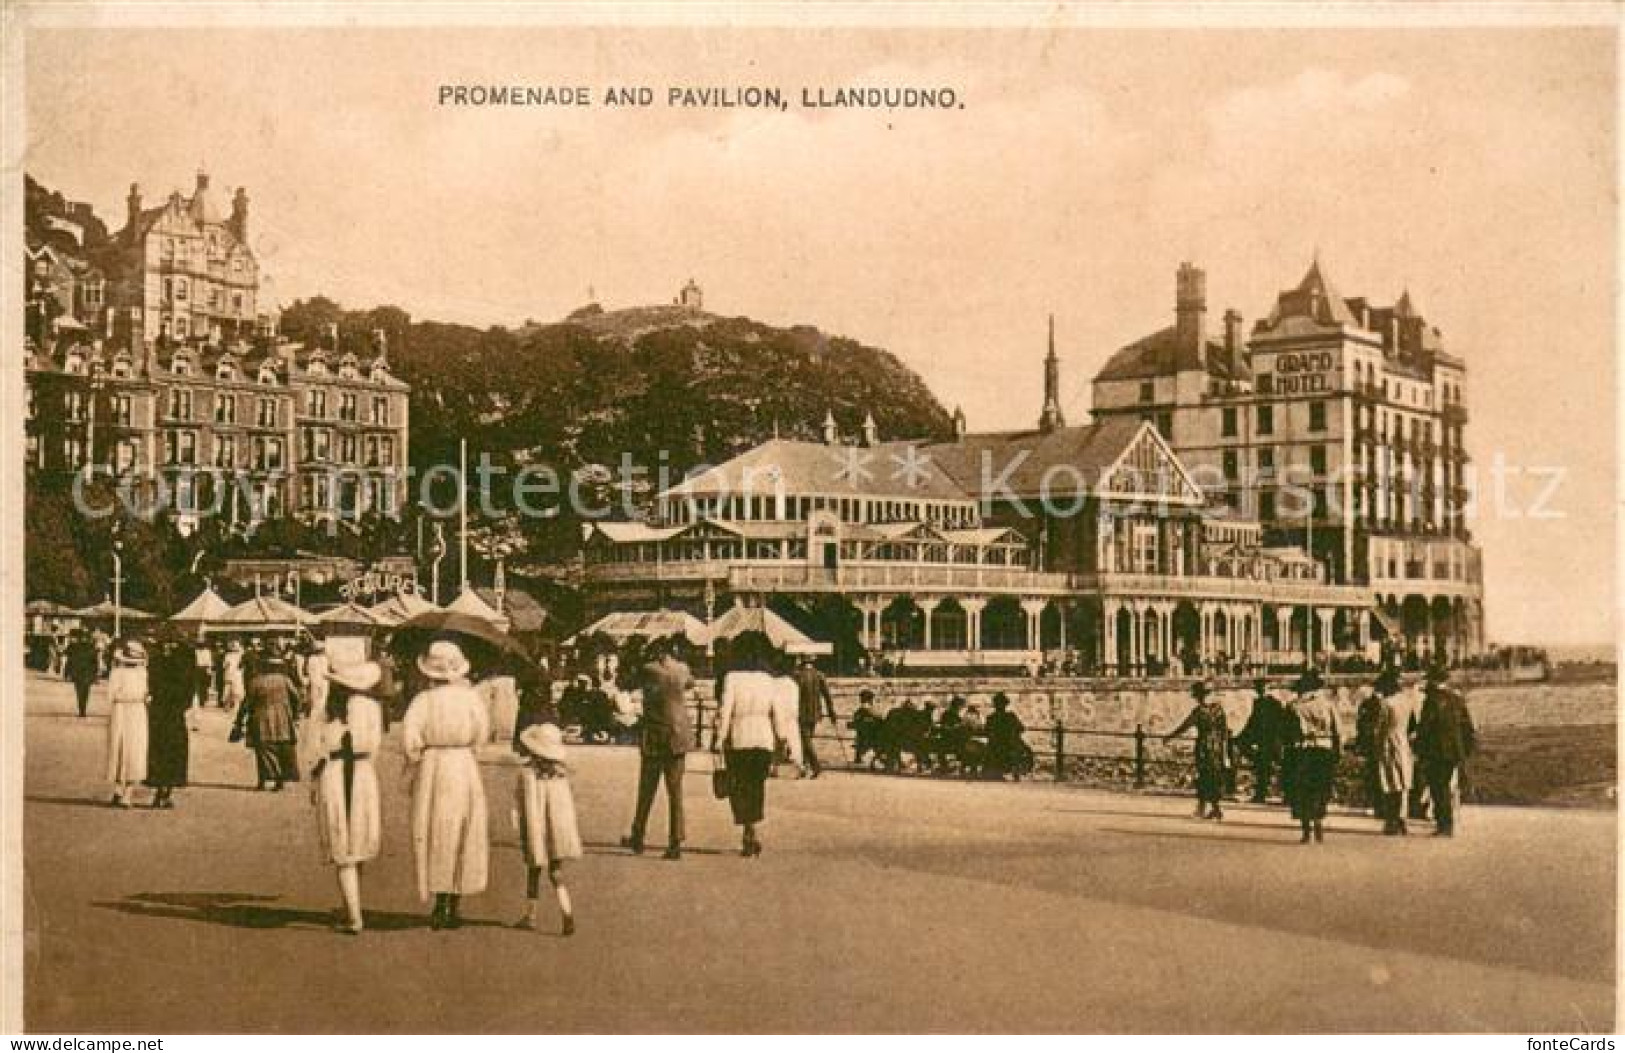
[258,365,278,385]
[217,362,236,381]
[307,359,329,377]
[172,355,192,376]
[111,357,131,379]
[64,352,84,374]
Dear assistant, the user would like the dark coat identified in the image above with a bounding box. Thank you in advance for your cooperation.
[792,665,836,727]
[64,638,99,685]
[146,646,192,787]
[1414,686,1476,765]
[638,656,694,756]
[1237,692,1289,755]
[237,666,301,746]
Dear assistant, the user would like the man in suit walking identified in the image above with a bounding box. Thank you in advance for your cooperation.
[1413,662,1477,837]
[623,638,695,860]
[64,630,100,719]
[791,654,838,778]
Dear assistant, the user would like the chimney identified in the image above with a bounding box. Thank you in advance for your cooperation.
[952,406,967,439]
[1223,308,1242,355]
[126,183,141,231]
[861,411,879,447]
[195,169,210,194]
[231,187,249,241]
[821,409,838,445]
[1175,263,1207,370]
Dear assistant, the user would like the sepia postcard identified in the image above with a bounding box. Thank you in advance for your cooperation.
[1,1,1618,1038]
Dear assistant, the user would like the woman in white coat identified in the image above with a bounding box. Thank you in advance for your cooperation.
[105,640,150,807]
[712,633,800,858]
[311,660,387,935]
[401,639,491,930]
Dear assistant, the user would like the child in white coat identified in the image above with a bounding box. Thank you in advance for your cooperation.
[514,723,583,935]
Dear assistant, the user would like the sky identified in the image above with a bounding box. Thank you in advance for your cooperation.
[20,21,1618,647]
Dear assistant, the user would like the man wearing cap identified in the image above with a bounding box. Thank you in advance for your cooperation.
[623,638,694,860]
[791,654,838,778]
[1413,663,1476,837]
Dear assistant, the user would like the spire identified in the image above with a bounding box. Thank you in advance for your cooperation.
[1395,287,1418,318]
[1039,314,1065,433]
[821,409,838,445]
[861,411,879,447]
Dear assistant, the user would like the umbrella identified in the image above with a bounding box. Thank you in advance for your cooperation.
[386,610,534,676]
[445,586,511,633]
[171,586,232,623]
[709,605,831,655]
[25,599,75,616]
[74,599,154,621]
[215,595,315,629]
[567,610,710,647]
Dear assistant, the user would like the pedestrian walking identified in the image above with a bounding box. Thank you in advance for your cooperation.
[1286,669,1342,844]
[65,629,99,719]
[192,639,215,709]
[1413,663,1476,837]
[402,639,491,930]
[1371,668,1415,835]
[1165,679,1231,821]
[311,660,388,935]
[791,653,837,778]
[621,637,694,860]
[712,633,800,858]
[513,723,581,935]
[983,693,1030,781]
[221,639,247,710]
[144,637,192,809]
[232,650,302,791]
[1353,682,1386,818]
[105,640,150,807]
[1235,678,1289,803]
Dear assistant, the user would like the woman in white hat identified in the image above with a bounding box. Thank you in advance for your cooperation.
[105,639,150,807]
[311,660,388,935]
[401,637,491,930]
[513,723,582,935]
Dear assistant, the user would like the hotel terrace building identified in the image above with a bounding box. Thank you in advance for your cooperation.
[1092,262,1483,660]
[24,172,410,531]
[584,340,1375,675]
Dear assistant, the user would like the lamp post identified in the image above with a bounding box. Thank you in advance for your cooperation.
[110,523,125,640]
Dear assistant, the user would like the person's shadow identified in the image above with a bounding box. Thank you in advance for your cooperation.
[93,891,500,932]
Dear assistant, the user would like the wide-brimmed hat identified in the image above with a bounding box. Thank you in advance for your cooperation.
[113,640,147,665]
[418,639,472,682]
[519,723,567,763]
[1191,678,1214,698]
[1373,667,1402,695]
[328,660,383,695]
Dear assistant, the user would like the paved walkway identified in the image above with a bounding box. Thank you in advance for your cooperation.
[20,674,1616,1033]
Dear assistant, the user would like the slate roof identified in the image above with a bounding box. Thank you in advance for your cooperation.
[925,416,1146,499]
[665,438,973,503]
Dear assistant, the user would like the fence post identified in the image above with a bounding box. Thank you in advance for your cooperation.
[1053,719,1066,782]
[1133,723,1147,788]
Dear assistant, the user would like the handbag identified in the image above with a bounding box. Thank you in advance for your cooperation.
[711,763,732,800]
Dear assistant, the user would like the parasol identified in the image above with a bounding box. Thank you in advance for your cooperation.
[386,610,534,676]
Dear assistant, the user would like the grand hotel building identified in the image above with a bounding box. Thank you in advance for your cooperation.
[24,171,410,531]
[583,261,1484,673]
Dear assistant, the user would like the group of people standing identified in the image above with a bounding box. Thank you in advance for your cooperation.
[1166,663,1478,843]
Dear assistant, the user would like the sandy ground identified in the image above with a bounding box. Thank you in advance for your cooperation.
[21,673,1616,1033]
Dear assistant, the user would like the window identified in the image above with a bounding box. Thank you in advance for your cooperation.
[114,440,135,473]
[259,366,278,385]
[169,389,193,421]
[64,391,85,421]
[1221,407,1237,437]
[64,352,84,374]
[365,436,380,468]
[340,393,357,422]
[165,430,196,465]
[1222,450,1238,481]
[163,277,173,302]
[379,436,393,467]
[1131,522,1158,573]
[371,396,388,425]
[1260,490,1276,521]
[217,362,236,381]
[1138,381,1154,403]
[1309,400,1327,432]
[256,397,279,428]
[175,316,189,339]
[83,282,103,310]
[1257,448,1274,473]
[308,359,329,378]
[1156,411,1172,439]
[1256,405,1274,435]
[215,438,236,468]
[1256,373,1272,394]
[111,395,132,426]
[172,355,192,377]
[233,293,244,314]
[307,389,328,417]
[175,278,188,302]
[1310,444,1327,476]
[216,393,236,425]
[339,434,357,464]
